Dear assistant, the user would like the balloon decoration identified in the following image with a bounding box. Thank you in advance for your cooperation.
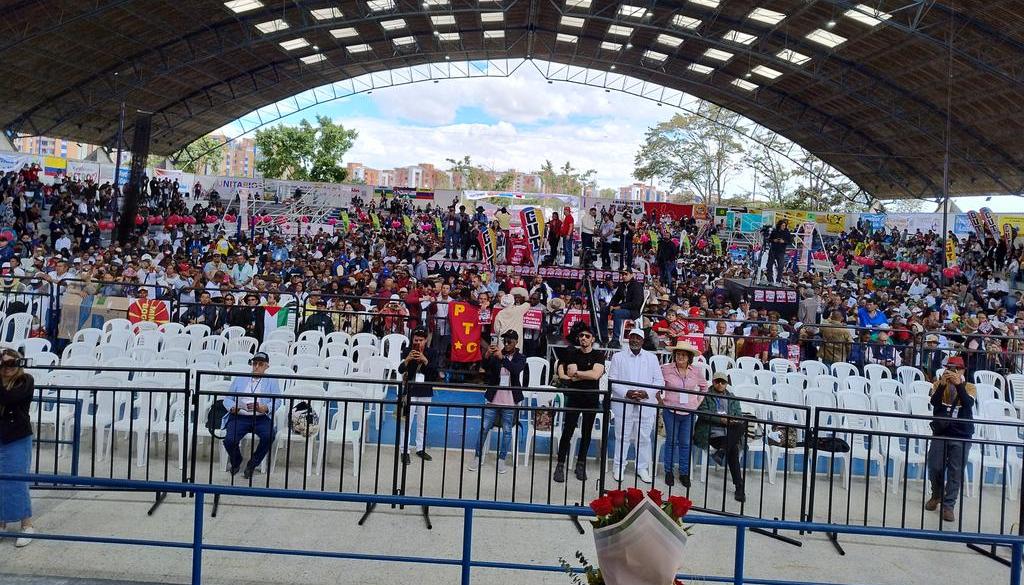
[224,214,236,223]
[326,218,338,226]
[148,216,163,225]
[204,215,218,224]
[911,264,930,274]
[97,220,115,231]
[135,215,145,226]
[882,260,897,269]
[0,228,16,241]
[852,255,875,267]
[942,266,961,279]
[182,216,196,225]
[391,220,401,229]
[300,216,310,223]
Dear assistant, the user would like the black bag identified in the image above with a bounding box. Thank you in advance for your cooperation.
[206,399,228,439]
[812,436,850,453]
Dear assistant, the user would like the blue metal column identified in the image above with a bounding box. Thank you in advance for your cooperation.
[192,492,206,584]
[1011,542,1022,585]
[462,508,474,585]
[734,525,746,585]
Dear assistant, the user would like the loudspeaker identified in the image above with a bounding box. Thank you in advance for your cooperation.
[116,112,153,245]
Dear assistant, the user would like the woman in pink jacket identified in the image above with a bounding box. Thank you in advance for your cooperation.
[658,341,706,488]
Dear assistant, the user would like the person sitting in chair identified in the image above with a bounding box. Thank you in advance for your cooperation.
[223,352,282,479]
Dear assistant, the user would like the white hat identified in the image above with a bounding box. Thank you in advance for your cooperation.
[141,254,153,261]
[628,328,646,338]
[389,294,400,300]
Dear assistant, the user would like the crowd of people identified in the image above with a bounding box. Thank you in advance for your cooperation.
[1,168,1023,535]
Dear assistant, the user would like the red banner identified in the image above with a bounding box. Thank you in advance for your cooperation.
[561,309,592,338]
[450,302,482,362]
[523,309,543,331]
[643,202,692,220]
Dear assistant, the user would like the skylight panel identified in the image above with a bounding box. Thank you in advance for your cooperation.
[483,30,505,39]
[689,0,719,7]
[331,27,359,38]
[845,4,891,27]
[430,15,456,26]
[557,33,579,43]
[671,15,701,29]
[561,15,585,28]
[655,34,683,48]
[806,29,846,48]
[732,78,758,91]
[366,0,395,12]
[423,0,449,5]
[565,0,591,9]
[310,7,343,20]
[381,19,406,31]
[722,30,757,45]
[225,0,262,13]
[279,38,310,50]
[688,63,713,74]
[437,32,460,41]
[703,48,733,62]
[776,48,811,65]
[255,19,289,34]
[607,24,633,37]
[480,12,503,23]
[300,53,327,64]
[748,8,785,25]
[643,50,667,62]
[600,41,622,51]
[750,65,783,79]
[392,36,416,46]
[618,5,648,19]
[347,43,372,53]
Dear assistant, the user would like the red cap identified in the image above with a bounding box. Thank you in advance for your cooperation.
[945,356,965,369]
[689,307,700,317]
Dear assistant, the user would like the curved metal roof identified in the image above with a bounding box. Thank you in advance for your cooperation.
[2,0,1023,199]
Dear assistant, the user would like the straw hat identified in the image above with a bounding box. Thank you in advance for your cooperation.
[667,340,700,357]
[547,297,566,311]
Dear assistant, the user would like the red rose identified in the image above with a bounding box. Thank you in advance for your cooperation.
[647,488,664,506]
[589,496,614,517]
[625,487,645,508]
[668,496,693,519]
[607,489,626,509]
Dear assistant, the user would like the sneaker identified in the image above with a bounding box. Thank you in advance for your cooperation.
[638,469,652,484]
[497,459,508,474]
[711,450,726,467]
[401,453,411,466]
[553,463,566,483]
[228,464,241,476]
[416,450,432,462]
[574,461,588,481]
[925,496,941,512]
[735,489,746,504]
[664,472,675,487]
[679,473,691,489]
[766,430,783,446]
[15,527,35,548]
[242,465,255,480]
[466,457,480,472]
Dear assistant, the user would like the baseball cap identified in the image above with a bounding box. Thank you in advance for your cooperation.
[248,352,270,364]
[628,328,645,338]
[712,372,729,383]
[501,329,519,340]
[925,334,939,343]
[390,294,400,301]
[945,356,965,369]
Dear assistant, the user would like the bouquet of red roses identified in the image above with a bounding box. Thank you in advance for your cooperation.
[587,488,692,585]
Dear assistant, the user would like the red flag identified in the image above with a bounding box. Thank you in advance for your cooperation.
[450,302,482,362]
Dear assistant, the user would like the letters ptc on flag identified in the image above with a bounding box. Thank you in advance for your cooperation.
[450,302,482,362]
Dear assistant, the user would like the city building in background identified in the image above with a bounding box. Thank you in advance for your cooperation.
[618,182,667,202]
[207,134,258,178]
[14,136,99,160]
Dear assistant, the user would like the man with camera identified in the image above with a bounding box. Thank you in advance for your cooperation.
[926,355,976,522]
[398,327,439,465]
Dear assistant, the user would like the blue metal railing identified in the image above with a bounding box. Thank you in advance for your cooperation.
[2,473,1022,585]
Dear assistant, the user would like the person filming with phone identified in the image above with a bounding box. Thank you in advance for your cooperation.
[925,355,976,522]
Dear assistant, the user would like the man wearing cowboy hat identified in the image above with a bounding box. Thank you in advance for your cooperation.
[608,327,664,483]
[223,352,282,479]
[926,355,976,522]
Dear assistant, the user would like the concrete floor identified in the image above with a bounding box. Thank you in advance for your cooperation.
[0,488,1015,585]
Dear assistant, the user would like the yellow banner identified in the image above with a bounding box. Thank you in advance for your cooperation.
[945,238,957,266]
[775,210,818,225]
[823,213,847,234]
[996,214,1024,232]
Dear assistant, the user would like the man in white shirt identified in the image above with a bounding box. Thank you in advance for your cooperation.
[223,352,282,479]
[608,328,665,484]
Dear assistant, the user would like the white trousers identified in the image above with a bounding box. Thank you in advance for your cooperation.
[400,396,431,453]
[611,401,657,476]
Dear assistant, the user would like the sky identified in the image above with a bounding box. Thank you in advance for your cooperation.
[220,63,1024,213]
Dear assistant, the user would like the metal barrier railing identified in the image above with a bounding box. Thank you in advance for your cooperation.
[1,474,1021,585]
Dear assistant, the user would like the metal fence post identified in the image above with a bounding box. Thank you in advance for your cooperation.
[462,507,474,585]
[733,525,746,585]
[192,491,205,585]
[1012,542,1023,585]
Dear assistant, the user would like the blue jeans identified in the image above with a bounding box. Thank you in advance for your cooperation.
[611,308,635,342]
[0,435,32,523]
[661,261,675,287]
[444,232,459,257]
[223,414,275,469]
[662,410,693,474]
[563,236,574,265]
[476,406,516,460]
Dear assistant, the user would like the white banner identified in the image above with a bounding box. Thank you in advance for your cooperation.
[238,190,251,233]
[67,161,100,182]
[0,153,32,173]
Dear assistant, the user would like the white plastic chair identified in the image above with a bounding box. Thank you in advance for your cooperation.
[271,385,327,476]
[871,393,904,413]
[724,368,752,387]
[1008,374,1024,411]
[158,349,190,366]
[289,353,323,373]
[227,336,258,355]
[102,318,133,335]
[321,342,350,358]
[736,356,763,371]
[752,370,776,388]
[871,379,903,396]
[200,335,228,354]
[800,360,829,379]
[768,358,795,376]
[266,329,296,345]
[325,331,351,347]
[130,347,158,366]
[134,330,164,351]
[526,356,550,388]
[29,351,58,367]
[974,383,1001,404]
[290,340,320,356]
[20,338,51,355]
[896,366,924,388]
[352,333,379,350]
[380,333,409,365]
[61,341,95,361]
[161,334,192,352]
[158,323,185,336]
[261,339,289,355]
[844,375,870,394]
[297,330,325,348]
[709,355,735,373]
[101,329,132,351]
[222,326,246,340]
[863,364,892,383]
[191,350,225,371]
[814,374,841,393]
[731,384,766,402]
[785,372,809,389]
[318,383,372,476]
[94,343,127,363]
[225,352,256,367]
[975,370,1007,394]
[907,381,933,396]
[831,362,858,381]
[0,313,31,343]
[72,328,103,346]
[184,324,211,348]
[324,356,354,376]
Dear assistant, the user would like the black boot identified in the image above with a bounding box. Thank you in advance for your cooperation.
[553,462,566,483]
[574,460,587,481]
[664,471,675,487]
[735,486,746,503]
[679,473,691,489]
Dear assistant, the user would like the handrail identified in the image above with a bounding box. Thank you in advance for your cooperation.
[1,473,1021,585]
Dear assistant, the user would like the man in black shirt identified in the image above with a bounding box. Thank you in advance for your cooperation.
[765,219,793,284]
[553,327,606,482]
[397,328,439,464]
[608,270,644,348]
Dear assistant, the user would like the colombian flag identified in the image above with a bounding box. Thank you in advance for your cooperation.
[43,156,67,177]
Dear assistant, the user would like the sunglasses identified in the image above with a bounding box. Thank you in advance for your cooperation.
[577,332,593,338]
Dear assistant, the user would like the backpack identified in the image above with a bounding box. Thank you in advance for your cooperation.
[205,399,228,439]
[289,401,320,438]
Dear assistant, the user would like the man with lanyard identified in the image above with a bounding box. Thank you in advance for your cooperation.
[553,325,605,483]
[926,356,976,522]
[608,328,664,483]
[222,352,282,479]
[398,328,439,465]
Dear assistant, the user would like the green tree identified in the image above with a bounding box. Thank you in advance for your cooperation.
[174,135,225,175]
[255,116,357,182]
[634,107,744,204]
[446,155,494,190]
[787,149,869,211]
[493,172,516,191]
[598,187,617,198]
[743,143,792,207]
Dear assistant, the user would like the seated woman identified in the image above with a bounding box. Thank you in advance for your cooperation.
[693,372,746,503]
